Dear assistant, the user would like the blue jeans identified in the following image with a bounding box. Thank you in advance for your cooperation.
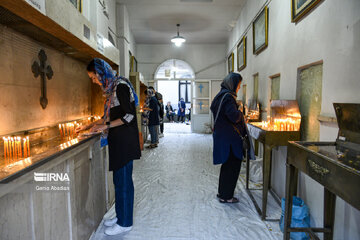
[148,125,159,144]
[113,161,134,227]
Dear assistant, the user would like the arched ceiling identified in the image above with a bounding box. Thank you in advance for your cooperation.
[116,0,246,44]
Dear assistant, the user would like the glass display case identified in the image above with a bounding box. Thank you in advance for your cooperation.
[246,99,261,122]
[283,103,360,240]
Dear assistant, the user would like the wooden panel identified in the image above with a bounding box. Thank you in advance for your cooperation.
[0,1,118,68]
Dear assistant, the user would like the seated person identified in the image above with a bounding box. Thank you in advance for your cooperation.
[165,102,175,122]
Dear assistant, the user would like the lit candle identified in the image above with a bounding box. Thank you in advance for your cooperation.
[11,137,15,160]
[66,123,70,138]
[26,136,30,157]
[17,137,22,158]
[71,123,74,138]
[23,138,27,157]
[59,124,63,138]
[3,137,7,159]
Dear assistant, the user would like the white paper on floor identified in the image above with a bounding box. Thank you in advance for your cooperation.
[240,157,263,183]
[90,123,283,240]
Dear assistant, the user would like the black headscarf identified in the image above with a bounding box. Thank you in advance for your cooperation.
[211,73,242,113]
[220,72,242,95]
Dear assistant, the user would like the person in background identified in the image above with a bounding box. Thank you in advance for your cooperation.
[148,86,164,137]
[77,58,141,235]
[177,98,186,123]
[165,101,175,122]
[144,88,160,148]
[210,72,247,203]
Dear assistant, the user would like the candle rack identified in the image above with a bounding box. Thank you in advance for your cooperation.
[245,100,301,220]
[0,116,102,182]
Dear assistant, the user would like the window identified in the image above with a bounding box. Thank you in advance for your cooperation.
[179,81,191,103]
[155,59,194,80]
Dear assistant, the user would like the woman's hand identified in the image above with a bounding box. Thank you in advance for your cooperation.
[90,124,108,133]
[244,115,250,124]
[75,125,88,133]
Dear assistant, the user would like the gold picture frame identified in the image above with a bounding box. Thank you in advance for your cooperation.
[253,6,268,55]
[130,56,138,72]
[228,53,234,73]
[237,36,247,71]
[69,0,82,13]
[291,0,323,23]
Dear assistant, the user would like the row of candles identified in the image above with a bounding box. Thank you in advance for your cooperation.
[59,122,79,140]
[58,116,102,139]
[260,118,301,131]
[1,116,102,165]
[60,139,79,150]
[2,136,30,160]
[247,110,260,119]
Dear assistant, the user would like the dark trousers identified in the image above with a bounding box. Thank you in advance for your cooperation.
[148,125,158,144]
[160,121,164,133]
[113,161,134,227]
[166,113,174,121]
[218,148,242,200]
[177,115,184,122]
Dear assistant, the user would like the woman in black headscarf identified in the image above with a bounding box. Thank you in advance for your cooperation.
[210,72,247,203]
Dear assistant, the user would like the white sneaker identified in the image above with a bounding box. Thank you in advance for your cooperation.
[103,217,118,227]
[104,224,132,235]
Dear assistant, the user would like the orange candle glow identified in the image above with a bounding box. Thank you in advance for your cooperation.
[11,137,15,160]
[17,137,22,158]
[59,124,63,138]
[26,137,30,157]
[23,138,27,157]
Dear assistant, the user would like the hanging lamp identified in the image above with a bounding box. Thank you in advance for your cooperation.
[171,24,186,47]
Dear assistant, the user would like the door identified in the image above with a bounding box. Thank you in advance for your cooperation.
[192,80,210,133]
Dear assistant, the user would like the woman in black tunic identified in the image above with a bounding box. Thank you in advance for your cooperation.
[77,58,141,235]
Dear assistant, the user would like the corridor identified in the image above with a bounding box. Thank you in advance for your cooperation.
[91,123,282,240]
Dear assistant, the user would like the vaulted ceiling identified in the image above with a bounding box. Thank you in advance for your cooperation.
[116,0,246,44]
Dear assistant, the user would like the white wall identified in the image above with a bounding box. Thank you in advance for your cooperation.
[227,0,360,239]
[158,81,179,108]
[116,4,137,78]
[137,44,226,82]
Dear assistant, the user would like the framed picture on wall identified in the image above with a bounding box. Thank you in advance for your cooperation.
[228,53,234,73]
[129,51,132,73]
[130,56,138,72]
[291,0,322,23]
[69,0,82,12]
[253,6,268,55]
[237,36,247,71]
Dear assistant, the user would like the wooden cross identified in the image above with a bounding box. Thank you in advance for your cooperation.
[31,49,53,109]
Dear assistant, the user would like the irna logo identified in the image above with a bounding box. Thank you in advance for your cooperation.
[34,172,70,182]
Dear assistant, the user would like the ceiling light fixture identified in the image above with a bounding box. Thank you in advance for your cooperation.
[171,24,186,47]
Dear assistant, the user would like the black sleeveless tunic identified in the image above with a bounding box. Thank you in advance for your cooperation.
[107,81,141,171]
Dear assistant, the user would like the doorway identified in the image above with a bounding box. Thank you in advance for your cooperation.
[157,80,192,134]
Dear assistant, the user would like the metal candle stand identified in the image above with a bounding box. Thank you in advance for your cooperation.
[245,100,301,221]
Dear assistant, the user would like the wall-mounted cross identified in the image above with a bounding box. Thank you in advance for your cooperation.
[199,101,203,110]
[32,49,53,109]
[198,83,204,93]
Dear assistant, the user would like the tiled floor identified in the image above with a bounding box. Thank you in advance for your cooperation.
[90,123,282,240]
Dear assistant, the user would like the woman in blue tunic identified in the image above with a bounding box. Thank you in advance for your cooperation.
[210,72,246,203]
[177,98,186,123]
